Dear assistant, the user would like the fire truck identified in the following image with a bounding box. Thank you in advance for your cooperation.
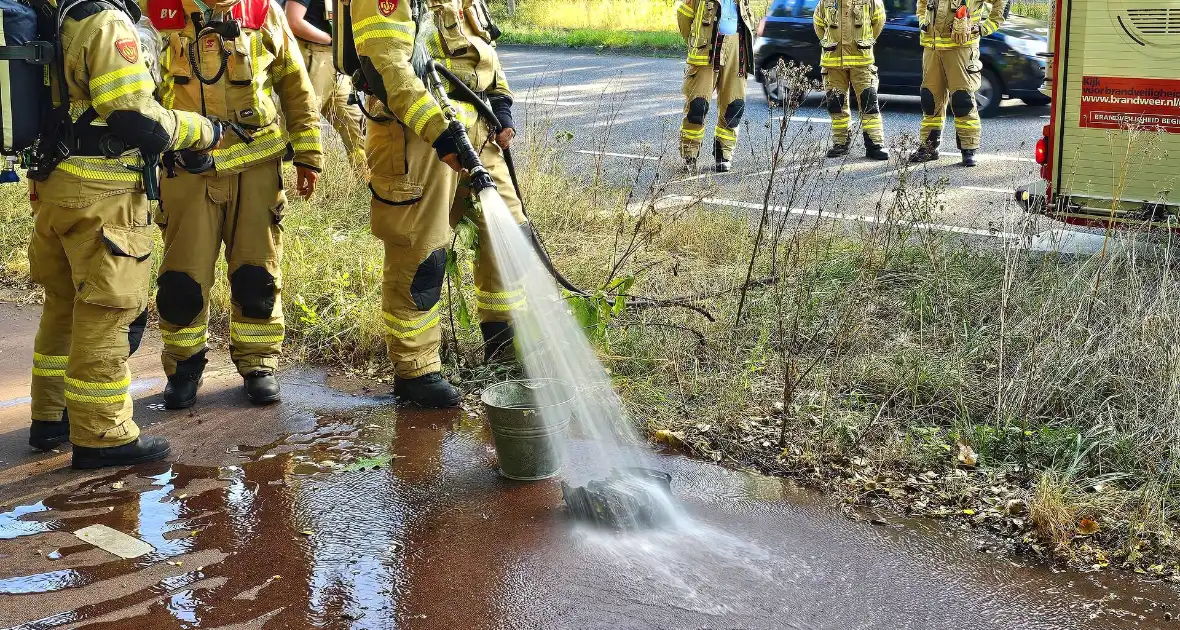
[1017,1,1180,228]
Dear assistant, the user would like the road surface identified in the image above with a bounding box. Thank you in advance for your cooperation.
[499,47,1058,243]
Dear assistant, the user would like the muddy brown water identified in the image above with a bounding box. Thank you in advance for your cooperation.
[0,397,1177,629]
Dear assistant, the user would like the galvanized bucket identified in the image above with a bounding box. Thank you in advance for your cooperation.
[481,379,574,481]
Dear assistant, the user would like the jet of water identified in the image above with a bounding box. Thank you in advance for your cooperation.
[479,187,680,524]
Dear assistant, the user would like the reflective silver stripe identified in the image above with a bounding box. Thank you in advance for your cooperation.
[0,19,12,151]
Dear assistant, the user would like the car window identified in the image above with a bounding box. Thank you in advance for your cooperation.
[883,0,916,17]
[769,0,796,17]
[798,0,820,17]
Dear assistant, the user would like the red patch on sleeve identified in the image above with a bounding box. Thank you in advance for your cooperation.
[378,0,397,16]
[115,38,139,63]
[147,0,186,29]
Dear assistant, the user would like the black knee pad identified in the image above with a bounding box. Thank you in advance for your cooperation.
[157,270,204,327]
[860,87,880,115]
[410,248,447,311]
[229,264,278,320]
[951,90,976,117]
[920,88,937,116]
[825,90,846,114]
[128,309,148,356]
[687,97,709,125]
[723,98,745,127]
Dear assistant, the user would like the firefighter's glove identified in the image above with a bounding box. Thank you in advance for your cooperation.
[489,95,516,149]
[200,117,225,151]
[176,149,215,174]
[951,5,971,44]
[433,130,463,173]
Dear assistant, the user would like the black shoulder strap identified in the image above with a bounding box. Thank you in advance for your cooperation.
[0,42,54,63]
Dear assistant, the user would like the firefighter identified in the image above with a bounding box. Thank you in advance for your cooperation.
[27,0,220,467]
[349,0,525,408]
[285,0,367,168]
[813,0,889,161]
[909,0,1007,166]
[675,0,755,172]
[146,0,323,408]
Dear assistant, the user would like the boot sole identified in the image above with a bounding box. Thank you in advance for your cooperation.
[247,392,281,406]
[29,436,69,452]
[71,444,172,470]
[163,396,197,410]
[394,394,462,409]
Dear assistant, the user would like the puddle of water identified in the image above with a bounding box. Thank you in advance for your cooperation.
[0,406,1176,629]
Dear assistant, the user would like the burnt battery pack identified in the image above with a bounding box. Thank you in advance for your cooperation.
[561,468,675,530]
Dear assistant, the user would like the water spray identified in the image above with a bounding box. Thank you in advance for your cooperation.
[421,64,678,531]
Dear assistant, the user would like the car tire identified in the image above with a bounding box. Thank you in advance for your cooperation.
[1022,94,1051,107]
[977,66,1003,118]
[761,56,792,105]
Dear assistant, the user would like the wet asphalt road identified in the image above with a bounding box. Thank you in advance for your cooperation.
[1,299,1178,629]
[498,46,1053,238]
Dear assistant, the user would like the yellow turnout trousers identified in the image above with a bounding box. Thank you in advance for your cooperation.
[680,34,748,162]
[368,110,526,378]
[298,39,366,165]
[156,160,287,377]
[919,46,983,150]
[823,65,884,146]
[28,187,153,448]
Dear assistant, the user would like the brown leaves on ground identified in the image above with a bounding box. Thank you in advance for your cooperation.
[955,440,978,467]
[1078,518,1101,536]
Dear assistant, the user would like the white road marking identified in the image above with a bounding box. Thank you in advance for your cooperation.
[574,149,661,161]
[939,151,1036,163]
[667,168,775,185]
[770,115,833,124]
[504,64,549,71]
[663,195,1024,240]
[959,185,1015,194]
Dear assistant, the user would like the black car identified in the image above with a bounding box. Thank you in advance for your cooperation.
[753,0,1050,117]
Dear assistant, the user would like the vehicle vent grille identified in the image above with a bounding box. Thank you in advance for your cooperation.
[1127,8,1180,35]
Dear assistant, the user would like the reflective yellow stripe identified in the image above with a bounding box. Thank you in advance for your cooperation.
[920,117,944,129]
[831,120,851,129]
[162,325,208,348]
[66,389,128,405]
[405,94,443,136]
[861,118,883,129]
[290,127,321,152]
[474,288,524,299]
[213,127,287,171]
[475,300,526,312]
[955,119,981,129]
[680,127,705,139]
[715,127,737,142]
[33,352,68,366]
[57,157,142,182]
[32,368,67,377]
[65,376,130,390]
[383,304,441,338]
[66,391,129,404]
[676,2,694,18]
[354,16,415,46]
[90,65,154,107]
[230,322,284,344]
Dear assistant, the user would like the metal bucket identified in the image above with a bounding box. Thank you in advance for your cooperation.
[481,379,574,481]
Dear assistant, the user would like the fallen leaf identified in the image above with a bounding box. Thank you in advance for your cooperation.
[111,481,125,490]
[300,530,315,537]
[956,440,978,467]
[653,429,685,446]
[962,508,976,515]
[1078,518,1100,535]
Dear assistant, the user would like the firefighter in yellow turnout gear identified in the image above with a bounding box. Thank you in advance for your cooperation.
[27,0,220,467]
[676,0,755,172]
[285,0,367,168]
[909,0,1006,166]
[347,0,526,408]
[146,0,323,408]
[813,0,889,161]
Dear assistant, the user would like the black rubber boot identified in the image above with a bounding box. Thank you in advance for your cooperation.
[684,157,697,173]
[864,133,889,161]
[72,436,172,470]
[481,322,516,364]
[826,142,850,158]
[29,410,70,452]
[908,144,941,163]
[394,373,462,408]
[715,159,732,173]
[163,351,207,410]
[960,149,978,167]
[244,371,281,405]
